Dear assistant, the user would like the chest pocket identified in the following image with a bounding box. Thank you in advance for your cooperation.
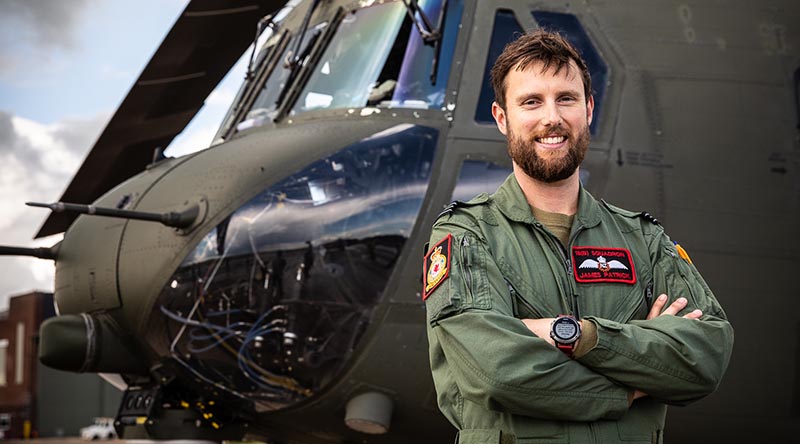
[498,259,563,319]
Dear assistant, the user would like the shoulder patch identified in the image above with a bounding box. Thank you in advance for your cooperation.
[423,234,453,300]
[673,241,693,264]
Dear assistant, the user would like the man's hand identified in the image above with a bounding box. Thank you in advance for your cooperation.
[625,294,703,404]
[647,294,702,320]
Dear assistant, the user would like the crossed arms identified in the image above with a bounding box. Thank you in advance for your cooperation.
[427,226,734,422]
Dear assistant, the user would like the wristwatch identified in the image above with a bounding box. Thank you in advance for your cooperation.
[550,315,581,357]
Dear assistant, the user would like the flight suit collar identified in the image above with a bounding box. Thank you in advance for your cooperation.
[492,173,602,229]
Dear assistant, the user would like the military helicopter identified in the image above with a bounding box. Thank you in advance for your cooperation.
[2,0,798,442]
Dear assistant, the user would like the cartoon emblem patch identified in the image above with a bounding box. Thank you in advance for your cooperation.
[423,234,452,300]
[572,246,636,284]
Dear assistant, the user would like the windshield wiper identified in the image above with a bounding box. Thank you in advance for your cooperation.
[429,0,448,85]
[284,0,322,71]
[401,0,449,84]
[246,14,278,81]
[274,25,323,110]
[222,29,290,140]
[274,0,324,111]
[401,0,441,44]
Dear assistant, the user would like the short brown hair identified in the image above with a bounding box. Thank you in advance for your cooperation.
[490,29,592,109]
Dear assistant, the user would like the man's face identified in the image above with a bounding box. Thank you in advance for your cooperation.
[491,60,594,183]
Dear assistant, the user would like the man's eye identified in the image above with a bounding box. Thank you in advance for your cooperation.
[559,96,577,103]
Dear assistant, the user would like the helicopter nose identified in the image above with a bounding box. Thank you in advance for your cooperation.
[149,123,439,410]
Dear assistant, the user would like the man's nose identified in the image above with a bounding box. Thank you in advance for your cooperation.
[541,102,562,126]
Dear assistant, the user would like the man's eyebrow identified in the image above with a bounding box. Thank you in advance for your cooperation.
[558,88,583,97]
[513,88,583,102]
[514,92,543,103]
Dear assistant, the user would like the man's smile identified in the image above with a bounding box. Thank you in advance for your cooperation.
[534,133,569,150]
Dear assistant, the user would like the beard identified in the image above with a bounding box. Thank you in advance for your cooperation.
[507,123,590,183]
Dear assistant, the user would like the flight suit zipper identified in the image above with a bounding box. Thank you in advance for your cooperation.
[461,236,474,302]
[566,226,585,319]
[533,222,585,318]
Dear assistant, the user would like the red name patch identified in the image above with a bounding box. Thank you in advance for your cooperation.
[572,246,636,284]
[423,234,452,300]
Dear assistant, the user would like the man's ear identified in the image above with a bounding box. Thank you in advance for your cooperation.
[586,95,595,126]
[492,101,507,136]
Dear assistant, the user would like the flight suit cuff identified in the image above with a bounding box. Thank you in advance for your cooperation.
[573,319,598,359]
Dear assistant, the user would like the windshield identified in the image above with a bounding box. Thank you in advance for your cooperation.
[292,0,460,114]
[220,0,463,137]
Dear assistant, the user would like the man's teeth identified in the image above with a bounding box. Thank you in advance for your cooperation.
[539,136,565,144]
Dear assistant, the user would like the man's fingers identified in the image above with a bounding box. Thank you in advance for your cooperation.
[660,297,688,316]
[647,296,701,320]
[647,294,668,320]
[682,309,703,320]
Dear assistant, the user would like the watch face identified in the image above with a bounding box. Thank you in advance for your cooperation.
[552,317,579,342]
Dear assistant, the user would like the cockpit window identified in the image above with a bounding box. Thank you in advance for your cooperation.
[474,10,524,124]
[223,22,327,136]
[245,24,324,128]
[291,0,463,115]
[474,10,608,135]
[532,11,608,134]
[156,124,438,411]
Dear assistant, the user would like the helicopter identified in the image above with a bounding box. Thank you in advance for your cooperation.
[1,0,798,442]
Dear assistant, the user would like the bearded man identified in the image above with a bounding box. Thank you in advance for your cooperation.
[422,30,733,444]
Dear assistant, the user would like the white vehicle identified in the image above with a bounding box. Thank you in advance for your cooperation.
[80,417,117,440]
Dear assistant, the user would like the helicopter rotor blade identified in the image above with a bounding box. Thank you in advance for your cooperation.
[35,0,288,239]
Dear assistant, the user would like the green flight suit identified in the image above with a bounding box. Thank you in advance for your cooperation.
[424,174,733,444]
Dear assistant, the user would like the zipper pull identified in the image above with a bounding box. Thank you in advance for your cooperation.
[505,279,520,317]
[645,281,654,306]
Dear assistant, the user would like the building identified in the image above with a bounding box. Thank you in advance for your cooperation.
[0,292,120,439]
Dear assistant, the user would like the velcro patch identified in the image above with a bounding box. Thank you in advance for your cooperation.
[423,234,452,300]
[572,246,636,284]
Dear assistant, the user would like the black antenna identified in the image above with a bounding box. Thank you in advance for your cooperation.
[27,201,199,229]
[0,246,56,260]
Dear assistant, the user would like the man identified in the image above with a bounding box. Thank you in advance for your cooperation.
[423,30,733,443]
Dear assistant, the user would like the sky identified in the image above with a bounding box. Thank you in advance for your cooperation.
[0,0,253,310]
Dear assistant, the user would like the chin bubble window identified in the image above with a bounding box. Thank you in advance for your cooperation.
[155,125,437,411]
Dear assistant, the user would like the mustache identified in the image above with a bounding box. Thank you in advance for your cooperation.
[534,125,568,139]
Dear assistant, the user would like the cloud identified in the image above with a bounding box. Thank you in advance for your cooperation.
[0,0,93,80]
[0,111,16,152]
[0,0,92,50]
[0,110,107,310]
